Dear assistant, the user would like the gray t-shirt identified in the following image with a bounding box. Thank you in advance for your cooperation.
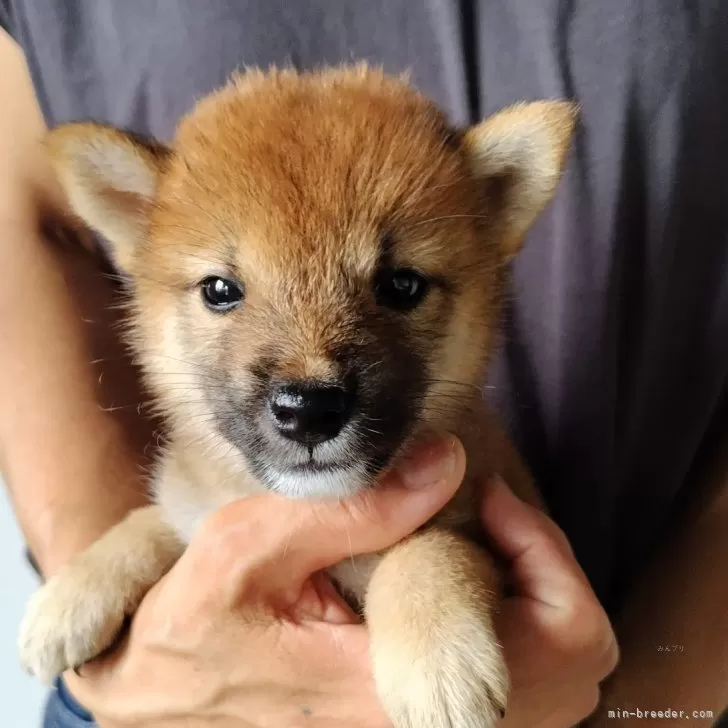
[4,0,728,612]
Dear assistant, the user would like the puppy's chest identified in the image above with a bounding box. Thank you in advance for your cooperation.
[152,452,266,544]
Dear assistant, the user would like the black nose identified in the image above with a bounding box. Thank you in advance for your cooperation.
[268,382,355,445]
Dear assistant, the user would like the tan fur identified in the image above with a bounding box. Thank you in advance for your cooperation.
[18,506,181,680]
[20,65,576,727]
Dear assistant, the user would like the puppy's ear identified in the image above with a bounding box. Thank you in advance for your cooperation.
[463,101,577,260]
[46,123,171,272]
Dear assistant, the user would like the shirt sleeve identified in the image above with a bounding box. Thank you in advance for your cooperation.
[0,0,14,36]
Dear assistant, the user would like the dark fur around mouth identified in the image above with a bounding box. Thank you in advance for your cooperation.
[211,338,429,496]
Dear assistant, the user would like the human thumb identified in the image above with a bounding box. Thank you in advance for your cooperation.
[283,434,465,580]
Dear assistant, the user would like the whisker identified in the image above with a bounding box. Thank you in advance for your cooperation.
[410,214,491,229]
[358,425,384,437]
[358,359,384,376]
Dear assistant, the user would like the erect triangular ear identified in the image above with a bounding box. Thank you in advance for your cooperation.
[462,101,577,260]
[45,123,171,272]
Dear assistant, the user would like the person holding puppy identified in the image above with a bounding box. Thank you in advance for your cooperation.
[1,2,726,727]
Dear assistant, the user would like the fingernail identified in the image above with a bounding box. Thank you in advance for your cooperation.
[400,435,458,490]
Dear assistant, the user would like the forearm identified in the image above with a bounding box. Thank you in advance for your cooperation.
[1,232,153,576]
[587,447,728,726]
[0,30,152,577]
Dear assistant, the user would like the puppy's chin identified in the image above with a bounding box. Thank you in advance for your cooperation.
[227,411,410,500]
[262,462,374,500]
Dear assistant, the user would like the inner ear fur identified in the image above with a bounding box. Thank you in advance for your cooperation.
[45,123,171,272]
[462,101,578,259]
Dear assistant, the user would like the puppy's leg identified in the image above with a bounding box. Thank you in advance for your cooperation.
[366,528,507,728]
[18,504,182,684]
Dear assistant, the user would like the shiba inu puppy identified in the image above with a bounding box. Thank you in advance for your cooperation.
[19,65,576,727]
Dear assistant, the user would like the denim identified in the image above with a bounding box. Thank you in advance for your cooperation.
[43,679,95,728]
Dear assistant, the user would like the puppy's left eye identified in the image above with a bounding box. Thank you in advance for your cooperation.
[375,268,430,312]
[200,276,244,312]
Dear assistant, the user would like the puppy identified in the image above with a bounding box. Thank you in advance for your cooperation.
[19,65,576,728]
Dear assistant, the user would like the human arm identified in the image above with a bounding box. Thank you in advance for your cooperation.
[0,29,153,576]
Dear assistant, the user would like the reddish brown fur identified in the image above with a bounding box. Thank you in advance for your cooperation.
[141,73,495,351]
[130,68,508,499]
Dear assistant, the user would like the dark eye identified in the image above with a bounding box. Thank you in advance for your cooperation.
[375,268,430,311]
[200,276,244,312]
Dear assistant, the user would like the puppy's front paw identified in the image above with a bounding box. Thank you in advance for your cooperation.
[18,559,127,684]
[365,528,508,728]
[373,614,508,728]
[17,506,182,685]
[18,505,183,685]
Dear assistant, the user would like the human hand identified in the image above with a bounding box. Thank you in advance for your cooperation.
[482,477,620,727]
[63,435,465,728]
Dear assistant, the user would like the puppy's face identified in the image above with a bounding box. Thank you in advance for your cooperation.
[48,67,575,499]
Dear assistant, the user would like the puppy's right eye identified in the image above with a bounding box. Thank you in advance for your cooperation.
[200,276,244,312]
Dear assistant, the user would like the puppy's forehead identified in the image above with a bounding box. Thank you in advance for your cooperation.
[158,70,470,276]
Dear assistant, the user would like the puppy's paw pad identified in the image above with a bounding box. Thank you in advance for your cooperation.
[18,567,126,684]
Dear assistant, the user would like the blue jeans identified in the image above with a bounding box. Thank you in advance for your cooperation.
[43,679,95,728]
